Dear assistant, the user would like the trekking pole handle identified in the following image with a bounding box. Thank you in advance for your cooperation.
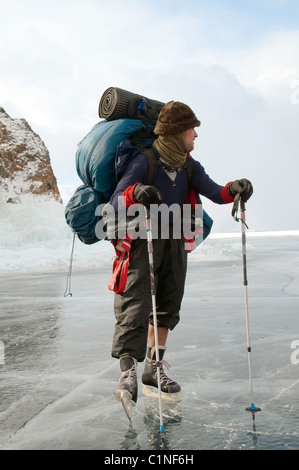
[240,198,246,213]
[232,194,247,222]
[232,193,241,220]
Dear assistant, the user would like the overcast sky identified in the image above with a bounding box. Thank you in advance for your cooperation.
[1,0,299,233]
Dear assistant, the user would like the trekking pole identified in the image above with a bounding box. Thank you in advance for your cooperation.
[232,194,261,421]
[64,232,76,297]
[145,207,165,434]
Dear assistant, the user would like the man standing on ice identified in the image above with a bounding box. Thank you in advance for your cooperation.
[106,101,253,416]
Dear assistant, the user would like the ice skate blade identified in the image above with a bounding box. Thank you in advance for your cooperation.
[142,385,181,403]
[115,389,135,421]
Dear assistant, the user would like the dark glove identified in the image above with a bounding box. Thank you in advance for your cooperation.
[227,179,253,202]
[133,184,163,208]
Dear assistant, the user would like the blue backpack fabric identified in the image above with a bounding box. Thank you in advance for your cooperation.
[75,119,153,198]
[65,185,102,245]
[65,119,154,244]
[115,137,156,183]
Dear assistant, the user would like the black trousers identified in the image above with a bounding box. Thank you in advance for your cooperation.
[112,236,188,362]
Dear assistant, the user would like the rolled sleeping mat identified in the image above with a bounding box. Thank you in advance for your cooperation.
[98,87,165,125]
[99,87,138,121]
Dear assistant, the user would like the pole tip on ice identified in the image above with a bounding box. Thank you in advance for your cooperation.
[245,403,261,419]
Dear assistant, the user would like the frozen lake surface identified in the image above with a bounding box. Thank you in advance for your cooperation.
[0,233,298,450]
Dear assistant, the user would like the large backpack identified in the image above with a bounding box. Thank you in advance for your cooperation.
[65,87,213,245]
[65,138,213,246]
[65,119,156,244]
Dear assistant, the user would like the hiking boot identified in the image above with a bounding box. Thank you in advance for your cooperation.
[142,347,181,401]
[114,356,138,404]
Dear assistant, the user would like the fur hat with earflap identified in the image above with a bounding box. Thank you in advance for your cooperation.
[154,101,201,135]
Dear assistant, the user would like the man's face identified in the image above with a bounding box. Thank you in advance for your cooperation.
[182,128,198,152]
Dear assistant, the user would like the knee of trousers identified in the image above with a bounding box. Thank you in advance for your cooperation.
[111,323,149,362]
[112,292,151,362]
[149,310,180,331]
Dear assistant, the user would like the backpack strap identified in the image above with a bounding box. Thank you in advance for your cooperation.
[108,234,133,293]
[184,156,194,189]
[141,146,194,188]
[139,147,162,185]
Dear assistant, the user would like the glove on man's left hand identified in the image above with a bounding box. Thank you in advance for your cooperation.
[133,184,164,208]
[227,179,253,202]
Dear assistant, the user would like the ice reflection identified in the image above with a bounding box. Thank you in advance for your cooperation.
[0,274,64,442]
[121,424,141,450]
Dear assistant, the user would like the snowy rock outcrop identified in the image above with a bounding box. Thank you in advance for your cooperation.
[0,108,62,203]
